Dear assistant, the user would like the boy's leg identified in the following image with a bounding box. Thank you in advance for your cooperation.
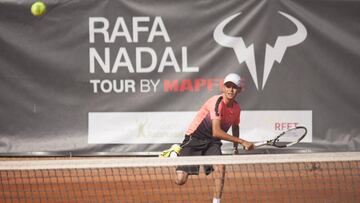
[213,165,225,201]
[203,142,224,202]
[174,135,206,185]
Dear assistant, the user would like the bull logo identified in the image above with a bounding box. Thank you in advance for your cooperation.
[214,11,307,90]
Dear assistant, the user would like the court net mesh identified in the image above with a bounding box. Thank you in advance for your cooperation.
[1,152,360,203]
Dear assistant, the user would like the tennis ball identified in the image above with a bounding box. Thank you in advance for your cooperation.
[31,1,46,17]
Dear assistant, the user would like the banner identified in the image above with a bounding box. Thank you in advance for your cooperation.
[0,0,359,155]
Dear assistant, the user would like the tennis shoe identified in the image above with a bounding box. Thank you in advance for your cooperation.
[159,144,182,157]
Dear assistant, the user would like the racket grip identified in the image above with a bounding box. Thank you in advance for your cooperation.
[254,141,267,147]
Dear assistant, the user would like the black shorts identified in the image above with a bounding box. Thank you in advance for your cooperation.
[176,135,222,175]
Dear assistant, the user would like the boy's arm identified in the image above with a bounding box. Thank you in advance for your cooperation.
[232,125,239,154]
[212,119,254,150]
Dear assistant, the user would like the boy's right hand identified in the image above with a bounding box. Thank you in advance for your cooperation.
[242,141,255,151]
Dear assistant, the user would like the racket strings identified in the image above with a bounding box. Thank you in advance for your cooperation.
[273,128,307,146]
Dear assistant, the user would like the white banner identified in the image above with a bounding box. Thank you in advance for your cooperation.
[88,111,312,144]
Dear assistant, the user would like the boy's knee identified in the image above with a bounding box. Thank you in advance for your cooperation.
[175,178,186,185]
[175,171,188,185]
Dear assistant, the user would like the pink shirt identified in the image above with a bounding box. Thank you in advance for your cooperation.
[186,94,240,139]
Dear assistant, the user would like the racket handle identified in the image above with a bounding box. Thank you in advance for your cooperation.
[254,141,267,147]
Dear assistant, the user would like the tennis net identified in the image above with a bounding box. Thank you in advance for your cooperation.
[1,152,360,203]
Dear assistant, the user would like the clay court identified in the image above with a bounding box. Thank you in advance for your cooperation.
[1,154,360,203]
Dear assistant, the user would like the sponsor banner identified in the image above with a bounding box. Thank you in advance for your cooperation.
[89,111,312,144]
[238,110,312,142]
[0,0,359,154]
[88,112,193,144]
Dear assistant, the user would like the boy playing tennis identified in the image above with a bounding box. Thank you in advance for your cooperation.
[160,73,254,203]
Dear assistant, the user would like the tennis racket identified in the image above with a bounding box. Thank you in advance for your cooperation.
[254,126,307,148]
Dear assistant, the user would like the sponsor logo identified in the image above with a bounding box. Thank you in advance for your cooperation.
[214,11,307,90]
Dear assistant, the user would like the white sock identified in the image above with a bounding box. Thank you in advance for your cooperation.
[169,151,178,157]
[213,198,220,203]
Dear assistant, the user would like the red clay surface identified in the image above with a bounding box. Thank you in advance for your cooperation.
[1,161,360,203]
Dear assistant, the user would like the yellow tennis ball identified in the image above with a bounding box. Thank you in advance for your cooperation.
[31,1,46,17]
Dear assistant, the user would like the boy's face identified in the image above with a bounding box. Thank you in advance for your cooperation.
[223,82,242,100]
